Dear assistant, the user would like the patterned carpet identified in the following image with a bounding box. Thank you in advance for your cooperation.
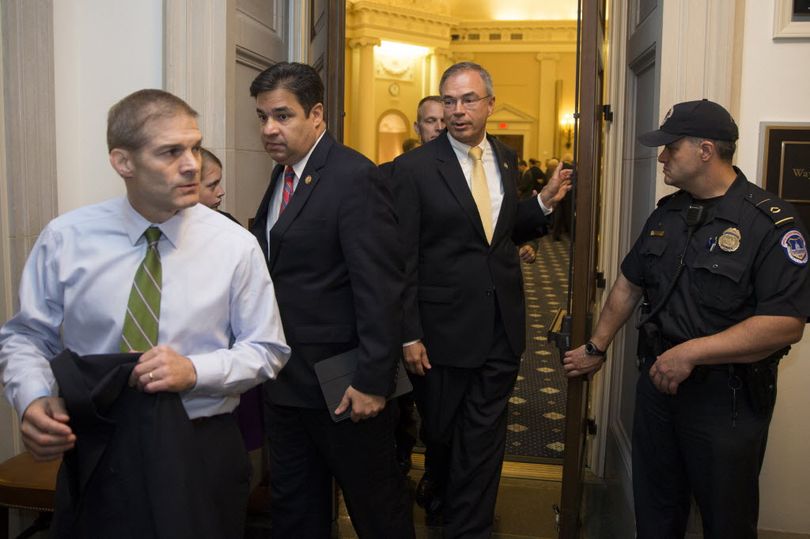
[505,235,570,461]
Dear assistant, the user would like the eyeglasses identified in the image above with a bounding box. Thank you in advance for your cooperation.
[441,95,491,110]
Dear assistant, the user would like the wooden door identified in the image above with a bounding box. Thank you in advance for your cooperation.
[558,0,608,536]
[309,0,345,141]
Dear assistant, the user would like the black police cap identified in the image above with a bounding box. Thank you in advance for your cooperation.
[638,99,739,147]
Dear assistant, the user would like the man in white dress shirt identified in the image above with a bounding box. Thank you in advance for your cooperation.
[0,89,290,536]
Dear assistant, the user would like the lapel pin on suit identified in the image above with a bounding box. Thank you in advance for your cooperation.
[503,162,509,169]
[304,175,313,185]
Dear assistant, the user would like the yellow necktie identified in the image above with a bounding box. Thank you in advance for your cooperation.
[468,146,493,243]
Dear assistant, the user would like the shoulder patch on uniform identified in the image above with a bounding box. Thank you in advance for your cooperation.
[781,229,808,266]
[747,191,795,228]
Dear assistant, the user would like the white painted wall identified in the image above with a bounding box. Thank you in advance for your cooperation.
[53,0,164,214]
[737,1,810,533]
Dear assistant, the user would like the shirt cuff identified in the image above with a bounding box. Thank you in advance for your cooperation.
[15,386,54,422]
[403,339,420,347]
[185,353,218,393]
[537,194,553,216]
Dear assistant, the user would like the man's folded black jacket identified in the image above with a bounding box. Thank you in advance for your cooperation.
[50,350,220,539]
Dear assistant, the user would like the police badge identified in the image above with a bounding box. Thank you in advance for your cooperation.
[718,227,741,252]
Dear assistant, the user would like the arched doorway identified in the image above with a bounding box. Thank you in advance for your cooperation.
[377,110,410,164]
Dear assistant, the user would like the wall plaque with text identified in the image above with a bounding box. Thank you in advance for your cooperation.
[761,124,810,229]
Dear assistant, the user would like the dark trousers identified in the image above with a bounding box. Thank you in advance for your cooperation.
[633,364,774,539]
[409,374,451,487]
[192,414,252,538]
[394,394,418,462]
[265,403,414,539]
[414,336,520,539]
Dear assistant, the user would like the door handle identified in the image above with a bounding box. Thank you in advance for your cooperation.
[547,308,572,364]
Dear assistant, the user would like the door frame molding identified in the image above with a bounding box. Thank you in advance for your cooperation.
[0,0,21,460]
[164,0,235,158]
[325,1,345,141]
[587,0,629,480]
[288,0,310,62]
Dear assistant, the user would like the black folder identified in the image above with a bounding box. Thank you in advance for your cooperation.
[314,348,413,422]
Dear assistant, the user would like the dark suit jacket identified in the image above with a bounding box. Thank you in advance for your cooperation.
[250,132,403,408]
[390,132,548,368]
[50,350,218,539]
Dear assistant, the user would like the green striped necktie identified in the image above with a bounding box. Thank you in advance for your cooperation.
[120,227,162,352]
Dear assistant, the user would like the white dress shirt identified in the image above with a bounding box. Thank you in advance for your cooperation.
[0,197,291,420]
[447,132,553,221]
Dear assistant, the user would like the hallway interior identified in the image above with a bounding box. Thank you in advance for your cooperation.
[506,234,570,461]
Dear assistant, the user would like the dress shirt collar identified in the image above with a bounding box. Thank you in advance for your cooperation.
[447,131,492,162]
[289,130,327,180]
[122,196,188,249]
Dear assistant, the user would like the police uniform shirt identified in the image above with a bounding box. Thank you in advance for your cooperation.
[621,168,810,347]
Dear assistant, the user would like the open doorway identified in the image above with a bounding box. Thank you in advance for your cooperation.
[343,0,579,468]
[336,1,621,537]
[496,134,524,158]
[338,2,604,537]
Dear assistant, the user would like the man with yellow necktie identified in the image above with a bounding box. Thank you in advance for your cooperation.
[390,62,572,537]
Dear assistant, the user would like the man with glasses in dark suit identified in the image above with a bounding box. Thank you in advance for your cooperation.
[390,61,572,537]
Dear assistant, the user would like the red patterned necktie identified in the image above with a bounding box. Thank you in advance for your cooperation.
[280,166,295,213]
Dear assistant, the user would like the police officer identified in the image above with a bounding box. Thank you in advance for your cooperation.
[562,99,810,538]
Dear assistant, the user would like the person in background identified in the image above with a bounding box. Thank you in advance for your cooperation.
[518,158,528,179]
[552,156,573,241]
[199,147,239,224]
[514,157,541,263]
[413,95,445,144]
[382,95,447,481]
[527,158,546,189]
[401,137,420,153]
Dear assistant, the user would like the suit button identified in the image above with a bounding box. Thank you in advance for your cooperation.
[485,289,493,296]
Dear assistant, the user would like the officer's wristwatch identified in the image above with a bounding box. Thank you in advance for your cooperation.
[584,340,606,358]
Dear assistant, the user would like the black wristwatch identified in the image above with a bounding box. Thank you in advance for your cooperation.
[584,340,606,357]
